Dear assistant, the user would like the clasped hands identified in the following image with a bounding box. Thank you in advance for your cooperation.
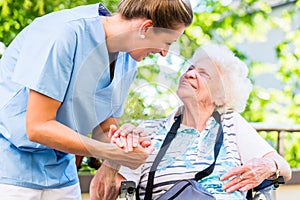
[90,124,153,200]
[109,123,153,153]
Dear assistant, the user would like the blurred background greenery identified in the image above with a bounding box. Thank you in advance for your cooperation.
[1,0,299,168]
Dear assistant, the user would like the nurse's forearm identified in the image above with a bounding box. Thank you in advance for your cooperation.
[92,117,118,143]
[27,119,116,158]
[28,120,149,169]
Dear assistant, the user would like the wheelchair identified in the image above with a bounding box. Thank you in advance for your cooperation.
[246,176,285,200]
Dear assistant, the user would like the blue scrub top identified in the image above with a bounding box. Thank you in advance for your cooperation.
[0,3,137,189]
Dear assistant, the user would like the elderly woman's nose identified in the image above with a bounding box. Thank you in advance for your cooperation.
[185,69,196,78]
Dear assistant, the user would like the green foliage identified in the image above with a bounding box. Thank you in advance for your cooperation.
[77,157,99,174]
[284,132,300,168]
[120,54,186,124]
[0,0,117,46]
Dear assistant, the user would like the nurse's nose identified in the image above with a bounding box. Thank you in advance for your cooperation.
[160,49,168,57]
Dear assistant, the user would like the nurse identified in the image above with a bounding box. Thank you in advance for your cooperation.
[0,0,193,199]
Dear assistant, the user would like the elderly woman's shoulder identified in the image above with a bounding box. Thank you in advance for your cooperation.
[221,111,236,121]
[222,110,243,118]
[222,111,248,123]
[140,118,165,126]
[139,118,166,133]
[222,111,254,131]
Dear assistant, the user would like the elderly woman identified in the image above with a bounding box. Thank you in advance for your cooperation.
[98,44,292,199]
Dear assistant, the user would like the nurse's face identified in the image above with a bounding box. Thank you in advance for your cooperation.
[129,25,186,61]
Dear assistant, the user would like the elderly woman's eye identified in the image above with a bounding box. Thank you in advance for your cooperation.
[200,72,210,79]
[187,65,195,71]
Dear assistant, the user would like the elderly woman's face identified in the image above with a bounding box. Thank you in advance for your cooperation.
[177,57,225,107]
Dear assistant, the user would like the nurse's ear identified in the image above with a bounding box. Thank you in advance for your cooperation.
[138,19,153,37]
[139,19,153,30]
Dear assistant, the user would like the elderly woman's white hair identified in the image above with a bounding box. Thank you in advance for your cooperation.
[189,44,253,113]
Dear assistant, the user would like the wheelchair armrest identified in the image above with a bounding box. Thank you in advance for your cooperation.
[253,176,285,192]
[246,176,285,200]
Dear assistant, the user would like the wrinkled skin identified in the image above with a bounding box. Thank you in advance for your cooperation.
[220,157,276,193]
[90,160,119,200]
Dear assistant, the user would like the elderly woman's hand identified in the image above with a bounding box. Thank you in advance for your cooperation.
[109,124,152,152]
[220,157,277,193]
[90,160,120,200]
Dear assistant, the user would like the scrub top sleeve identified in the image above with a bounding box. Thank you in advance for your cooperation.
[235,112,275,164]
[12,21,76,102]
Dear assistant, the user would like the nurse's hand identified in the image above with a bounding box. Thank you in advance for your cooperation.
[105,124,153,169]
[109,124,152,152]
[105,140,153,170]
